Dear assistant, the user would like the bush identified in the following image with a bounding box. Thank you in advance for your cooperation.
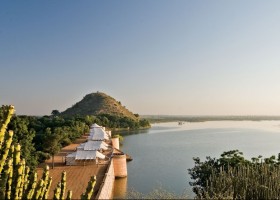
[36,151,50,164]
[189,150,280,199]
[196,164,280,199]
[61,138,72,146]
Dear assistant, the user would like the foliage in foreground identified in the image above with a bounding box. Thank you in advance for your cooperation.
[196,164,280,199]
[189,150,280,199]
[0,105,96,199]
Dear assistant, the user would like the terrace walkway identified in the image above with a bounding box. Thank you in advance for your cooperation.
[37,134,112,199]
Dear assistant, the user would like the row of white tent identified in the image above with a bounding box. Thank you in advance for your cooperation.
[66,123,111,162]
[88,123,110,140]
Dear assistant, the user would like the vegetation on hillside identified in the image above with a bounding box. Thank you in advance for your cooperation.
[61,92,138,120]
[92,113,150,130]
[188,150,280,199]
[60,91,151,130]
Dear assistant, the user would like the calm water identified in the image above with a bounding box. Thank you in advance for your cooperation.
[113,121,280,198]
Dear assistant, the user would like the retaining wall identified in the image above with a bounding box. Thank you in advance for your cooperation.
[96,160,115,199]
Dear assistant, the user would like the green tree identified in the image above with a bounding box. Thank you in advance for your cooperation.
[51,110,60,116]
[194,164,280,199]
[8,116,38,168]
[43,128,61,169]
[188,150,280,197]
[188,150,251,195]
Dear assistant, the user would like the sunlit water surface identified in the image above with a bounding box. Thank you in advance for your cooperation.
[113,121,280,198]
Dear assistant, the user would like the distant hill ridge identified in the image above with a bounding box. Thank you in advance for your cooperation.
[61,92,138,120]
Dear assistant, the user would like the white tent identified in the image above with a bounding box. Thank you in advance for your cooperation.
[77,141,109,151]
[66,152,76,158]
[88,126,109,140]
[90,123,102,128]
[77,143,85,150]
[75,150,105,160]
[66,150,105,160]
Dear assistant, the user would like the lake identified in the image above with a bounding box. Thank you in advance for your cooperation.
[113,121,280,198]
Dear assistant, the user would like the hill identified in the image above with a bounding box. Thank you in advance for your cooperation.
[61,92,138,120]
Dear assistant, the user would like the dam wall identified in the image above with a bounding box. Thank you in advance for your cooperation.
[96,151,128,199]
[96,160,115,200]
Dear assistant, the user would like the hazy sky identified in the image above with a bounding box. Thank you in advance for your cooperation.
[1,0,280,115]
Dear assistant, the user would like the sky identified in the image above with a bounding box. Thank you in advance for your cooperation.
[1,0,280,116]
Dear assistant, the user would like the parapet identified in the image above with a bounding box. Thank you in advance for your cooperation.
[111,137,120,150]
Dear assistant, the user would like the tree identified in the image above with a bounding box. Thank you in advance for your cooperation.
[43,128,61,169]
[188,150,280,197]
[8,116,38,168]
[51,110,60,116]
[188,150,252,195]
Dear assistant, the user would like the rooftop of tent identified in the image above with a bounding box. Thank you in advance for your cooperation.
[90,123,102,128]
[77,141,109,151]
[88,125,110,140]
[66,150,106,160]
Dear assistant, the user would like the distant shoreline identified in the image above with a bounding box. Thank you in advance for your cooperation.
[142,115,280,123]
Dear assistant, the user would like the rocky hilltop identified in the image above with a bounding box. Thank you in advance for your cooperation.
[61,92,138,120]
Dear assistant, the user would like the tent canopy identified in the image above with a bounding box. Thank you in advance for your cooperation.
[67,150,105,160]
[77,141,109,151]
[88,127,109,140]
[90,123,101,128]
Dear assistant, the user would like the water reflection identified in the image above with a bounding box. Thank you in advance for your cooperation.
[113,128,150,136]
[113,177,127,199]
[113,124,181,136]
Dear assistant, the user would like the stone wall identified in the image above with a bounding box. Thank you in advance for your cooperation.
[96,160,115,199]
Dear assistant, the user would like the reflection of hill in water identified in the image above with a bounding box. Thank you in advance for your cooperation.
[113,129,150,136]
[113,177,127,199]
